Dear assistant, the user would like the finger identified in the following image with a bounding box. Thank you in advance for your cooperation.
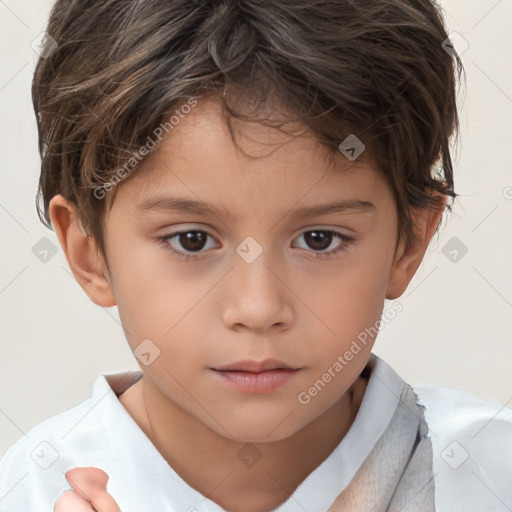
[65,467,120,512]
[54,489,96,512]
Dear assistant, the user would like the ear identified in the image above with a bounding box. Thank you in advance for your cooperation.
[49,195,116,307]
[386,192,447,300]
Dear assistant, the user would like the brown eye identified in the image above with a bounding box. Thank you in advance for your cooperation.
[158,228,353,261]
[176,231,208,252]
[303,231,334,251]
[159,230,218,258]
[293,230,352,258]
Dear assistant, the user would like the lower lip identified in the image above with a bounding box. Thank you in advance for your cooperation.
[211,369,300,393]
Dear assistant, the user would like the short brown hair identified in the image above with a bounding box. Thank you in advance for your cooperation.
[33,0,465,261]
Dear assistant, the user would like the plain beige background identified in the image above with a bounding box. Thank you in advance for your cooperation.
[1,0,511,458]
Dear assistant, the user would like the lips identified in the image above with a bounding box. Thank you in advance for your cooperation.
[210,359,301,393]
[212,358,297,373]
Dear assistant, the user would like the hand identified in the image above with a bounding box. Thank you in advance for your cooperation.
[54,467,120,512]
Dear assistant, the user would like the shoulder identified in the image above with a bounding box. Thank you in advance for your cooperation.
[413,385,512,512]
[414,385,512,447]
[414,384,512,435]
[0,378,113,510]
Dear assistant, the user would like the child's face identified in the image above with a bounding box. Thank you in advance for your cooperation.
[65,98,418,442]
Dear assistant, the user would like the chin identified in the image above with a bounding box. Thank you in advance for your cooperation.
[224,430,293,445]
[211,412,305,445]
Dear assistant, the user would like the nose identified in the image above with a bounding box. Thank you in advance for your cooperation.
[221,248,294,334]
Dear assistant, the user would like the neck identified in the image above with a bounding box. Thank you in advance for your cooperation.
[120,374,367,512]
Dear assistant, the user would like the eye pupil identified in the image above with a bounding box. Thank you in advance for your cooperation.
[305,231,332,251]
[180,231,207,251]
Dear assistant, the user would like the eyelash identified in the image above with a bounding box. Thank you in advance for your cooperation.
[157,229,354,261]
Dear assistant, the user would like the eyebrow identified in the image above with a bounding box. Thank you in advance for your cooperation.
[135,196,376,219]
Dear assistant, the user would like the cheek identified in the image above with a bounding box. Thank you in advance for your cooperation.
[107,236,203,342]
[111,264,219,384]
[306,251,392,340]
[298,238,395,378]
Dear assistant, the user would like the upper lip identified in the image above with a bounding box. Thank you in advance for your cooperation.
[212,358,298,373]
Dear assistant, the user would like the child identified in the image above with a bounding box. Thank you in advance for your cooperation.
[1,0,511,511]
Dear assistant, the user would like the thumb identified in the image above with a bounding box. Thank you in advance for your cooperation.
[65,467,120,512]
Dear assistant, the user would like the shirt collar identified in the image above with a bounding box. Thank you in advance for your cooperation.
[94,353,406,511]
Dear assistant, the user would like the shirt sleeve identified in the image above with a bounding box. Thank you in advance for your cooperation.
[0,433,67,510]
[414,385,512,512]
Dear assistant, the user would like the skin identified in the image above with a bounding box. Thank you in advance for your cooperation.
[50,97,446,511]
[54,468,119,512]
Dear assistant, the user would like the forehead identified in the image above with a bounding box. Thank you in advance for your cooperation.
[111,98,392,216]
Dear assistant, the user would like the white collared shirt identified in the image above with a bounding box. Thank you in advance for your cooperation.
[1,355,511,511]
